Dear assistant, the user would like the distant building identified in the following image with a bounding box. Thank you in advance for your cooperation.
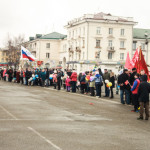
[23,32,67,68]
[133,28,150,67]
[64,12,137,73]
[0,47,9,68]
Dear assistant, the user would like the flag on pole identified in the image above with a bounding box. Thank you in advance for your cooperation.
[134,48,149,75]
[21,46,35,61]
[124,52,132,69]
[130,48,139,68]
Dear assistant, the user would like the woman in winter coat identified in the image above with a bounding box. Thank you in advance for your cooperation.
[70,71,77,93]
[131,73,140,112]
[110,72,115,98]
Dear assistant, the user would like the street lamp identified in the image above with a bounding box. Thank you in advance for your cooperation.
[145,32,148,63]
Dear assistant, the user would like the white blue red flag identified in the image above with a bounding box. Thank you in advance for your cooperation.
[21,46,35,61]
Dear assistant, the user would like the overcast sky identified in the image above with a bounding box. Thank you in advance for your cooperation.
[0,0,150,47]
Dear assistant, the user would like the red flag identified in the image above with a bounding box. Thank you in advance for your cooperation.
[124,80,129,85]
[131,48,139,68]
[124,52,132,69]
[135,48,149,75]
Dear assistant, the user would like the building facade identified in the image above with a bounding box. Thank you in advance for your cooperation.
[22,32,67,68]
[0,47,9,68]
[62,12,137,74]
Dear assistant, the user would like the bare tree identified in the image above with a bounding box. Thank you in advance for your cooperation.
[5,34,26,69]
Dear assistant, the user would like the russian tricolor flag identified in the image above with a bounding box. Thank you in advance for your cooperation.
[21,46,35,61]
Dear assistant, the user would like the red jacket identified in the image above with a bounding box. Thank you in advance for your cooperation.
[70,72,77,82]
[65,78,71,86]
[131,79,140,94]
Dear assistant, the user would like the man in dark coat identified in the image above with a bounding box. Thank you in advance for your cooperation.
[118,69,131,104]
[137,75,150,120]
[130,68,137,86]
[25,68,32,85]
[57,70,62,90]
[7,68,13,82]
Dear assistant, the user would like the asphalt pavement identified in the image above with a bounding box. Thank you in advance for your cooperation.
[0,81,150,150]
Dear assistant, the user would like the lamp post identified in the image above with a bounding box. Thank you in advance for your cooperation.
[145,32,148,63]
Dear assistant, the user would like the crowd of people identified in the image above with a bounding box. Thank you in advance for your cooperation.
[0,67,149,120]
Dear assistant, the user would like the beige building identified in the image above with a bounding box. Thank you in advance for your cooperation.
[62,12,137,73]
[0,47,9,68]
[23,32,67,68]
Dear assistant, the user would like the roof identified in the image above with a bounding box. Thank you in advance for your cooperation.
[133,28,150,39]
[40,32,67,39]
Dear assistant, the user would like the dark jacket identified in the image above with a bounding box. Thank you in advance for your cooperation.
[40,72,46,81]
[130,71,137,86]
[25,71,32,78]
[80,75,86,84]
[57,72,62,82]
[110,76,115,88]
[118,73,130,90]
[46,71,49,79]
[138,75,150,102]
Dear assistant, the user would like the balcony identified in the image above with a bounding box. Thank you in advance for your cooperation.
[68,48,74,53]
[75,47,81,52]
[107,47,115,52]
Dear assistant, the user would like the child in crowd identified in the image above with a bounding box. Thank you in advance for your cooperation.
[65,76,71,92]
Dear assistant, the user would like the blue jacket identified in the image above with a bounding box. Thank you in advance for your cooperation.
[92,74,103,83]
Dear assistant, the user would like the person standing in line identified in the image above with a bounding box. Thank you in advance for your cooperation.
[103,69,110,97]
[57,70,62,90]
[53,71,57,89]
[110,71,115,98]
[70,71,77,93]
[20,69,24,84]
[45,68,49,87]
[40,69,46,87]
[137,75,150,120]
[7,68,13,82]
[92,71,103,98]
[65,76,71,92]
[118,69,131,104]
[80,72,87,94]
[89,72,95,96]
[131,73,140,112]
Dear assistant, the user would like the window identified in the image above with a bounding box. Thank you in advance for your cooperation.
[96,27,101,35]
[108,40,113,47]
[121,29,125,36]
[46,53,50,58]
[109,28,113,35]
[120,53,124,60]
[96,40,100,48]
[69,32,71,38]
[108,52,112,59]
[83,52,85,60]
[141,43,145,50]
[83,27,85,35]
[133,42,136,50]
[120,41,125,48]
[46,43,50,48]
[82,40,85,48]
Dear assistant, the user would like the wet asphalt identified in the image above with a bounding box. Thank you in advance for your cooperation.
[0,81,150,150]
